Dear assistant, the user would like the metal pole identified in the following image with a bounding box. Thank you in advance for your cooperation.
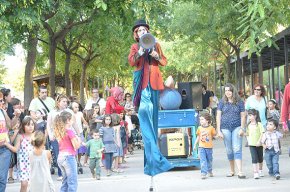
[284,35,289,84]
[271,48,275,99]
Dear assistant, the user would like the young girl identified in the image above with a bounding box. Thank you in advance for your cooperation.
[54,111,81,192]
[193,112,216,179]
[99,115,117,176]
[111,113,124,173]
[5,116,35,192]
[71,101,88,166]
[30,130,55,192]
[92,104,103,131]
[119,111,128,162]
[267,99,280,122]
[246,109,265,179]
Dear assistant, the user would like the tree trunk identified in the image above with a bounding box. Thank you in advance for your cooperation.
[65,52,71,96]
[80,63,87,107]
[49,40,57,98]
[24,30,38,109]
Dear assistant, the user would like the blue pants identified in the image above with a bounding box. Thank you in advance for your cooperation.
[221,127,243,160]
[138,85,173,176]
[199,148,213,175]
[51,140,62,177]
[264,148,280,176]
[104,153,113,170]
[0,147,11,192]
[58,155,78,192]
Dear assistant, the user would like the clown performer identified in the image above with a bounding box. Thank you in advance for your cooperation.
[105,87,125,115]
[128,19,173,191]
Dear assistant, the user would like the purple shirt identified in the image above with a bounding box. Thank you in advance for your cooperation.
[59,129,77,155]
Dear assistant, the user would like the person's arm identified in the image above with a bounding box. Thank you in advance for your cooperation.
[71,136,81,150]
[281,84,290,131]
[46,112,54,140]
[128,44,141,66]
[46,150,52,165]
[153,43,167,66]
[4,135,21,153]
[216,110,223,138]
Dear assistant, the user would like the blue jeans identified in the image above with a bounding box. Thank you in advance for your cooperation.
[221,127,243,160]
[264,148,280,176]
[199,148,213,175]
[58,155,78,192]
[51,140,62,177]
[104,153,113,170]
[0,147,11,192]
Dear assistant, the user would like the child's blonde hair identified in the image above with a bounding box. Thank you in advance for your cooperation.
[54,111,72,141]
[31,130,45,148]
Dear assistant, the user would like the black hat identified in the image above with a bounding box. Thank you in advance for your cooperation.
[132,19,149,32]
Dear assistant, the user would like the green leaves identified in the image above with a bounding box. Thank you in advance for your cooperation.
[94,0,107,10]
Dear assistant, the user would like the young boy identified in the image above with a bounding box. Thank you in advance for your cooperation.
[261,119,283,180]
[82,130,105,180]
[193,112,216,179]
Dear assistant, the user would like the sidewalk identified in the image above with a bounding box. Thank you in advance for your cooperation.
[6,135,290,192]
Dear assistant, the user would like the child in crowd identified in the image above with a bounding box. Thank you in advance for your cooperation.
[267,99,280,122]
[5,116,35,192]
[246,109,265,179]
[82,129,104,180]
[119,111,128,162]
[92,104,103,131]
[261,119,283,180]
[193,112,216,179]
[71,101,88,166]
[35,109,47,134]
[111,113,124,173]
[99,115,116,176]
[30,130,55,192]
[54,111,81,192]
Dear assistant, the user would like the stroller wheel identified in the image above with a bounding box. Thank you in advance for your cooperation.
[50,168,55,175]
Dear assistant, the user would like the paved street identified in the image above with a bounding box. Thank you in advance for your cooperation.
[6,135,290,192]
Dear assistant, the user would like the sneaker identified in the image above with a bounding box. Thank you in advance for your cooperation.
[208,172,214,177]
[92,173,96,179]
[57,176,63,181]
[258,170,264,177]
[275,174,280,180]
[254,172,259,179]
[96,175,100,180]
[201,174,207,179]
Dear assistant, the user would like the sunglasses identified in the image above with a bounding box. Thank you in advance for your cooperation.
[254,89,261,91]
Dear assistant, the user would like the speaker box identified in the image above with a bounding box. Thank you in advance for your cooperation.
[178,82,202,110]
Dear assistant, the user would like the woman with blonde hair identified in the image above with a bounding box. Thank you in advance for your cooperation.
[54,111,81,192]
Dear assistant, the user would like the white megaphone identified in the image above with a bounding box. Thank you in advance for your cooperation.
[139,33,156,50]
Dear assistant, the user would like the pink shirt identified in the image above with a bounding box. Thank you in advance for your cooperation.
[58,129,76,155]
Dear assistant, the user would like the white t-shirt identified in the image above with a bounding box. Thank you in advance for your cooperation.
[75,111,84,133]
[29,97,55,113]
[84,97,106,111]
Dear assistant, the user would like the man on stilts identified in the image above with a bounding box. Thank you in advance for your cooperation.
[128,19,173,191]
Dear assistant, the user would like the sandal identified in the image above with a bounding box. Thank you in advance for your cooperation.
[8,177,14,184]
[237,173,246,179]
[226,172,235,177]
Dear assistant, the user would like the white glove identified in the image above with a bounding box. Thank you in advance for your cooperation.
[138,47,145,56]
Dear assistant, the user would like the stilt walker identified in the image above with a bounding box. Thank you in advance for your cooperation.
[128,19,173,191]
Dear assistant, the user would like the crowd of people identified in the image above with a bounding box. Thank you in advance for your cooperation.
[0,86,140,192]
[195,82,289,181]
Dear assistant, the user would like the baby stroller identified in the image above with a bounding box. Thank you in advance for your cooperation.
[131,128,143,150]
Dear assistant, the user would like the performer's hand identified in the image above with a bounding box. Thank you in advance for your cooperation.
[138,47,145,56]
[150,50,159,60]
